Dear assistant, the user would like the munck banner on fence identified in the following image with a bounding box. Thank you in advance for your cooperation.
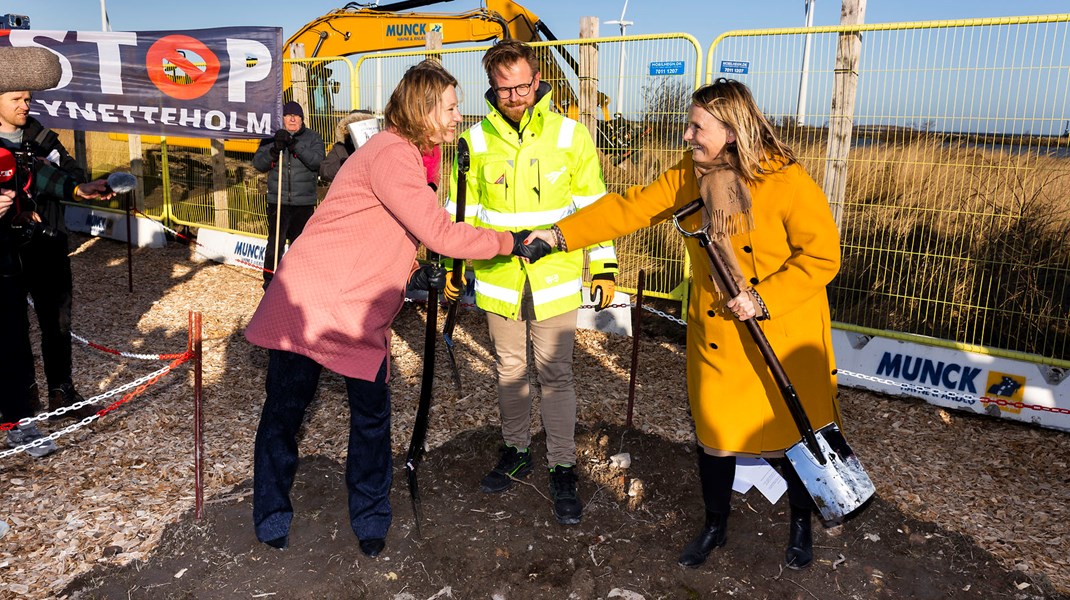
[2,27,281,138]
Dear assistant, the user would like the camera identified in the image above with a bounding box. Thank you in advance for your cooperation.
[0,142,60,275]
[0,14,30,30]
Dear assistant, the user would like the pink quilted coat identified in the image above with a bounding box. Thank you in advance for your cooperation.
[245,129,513,381]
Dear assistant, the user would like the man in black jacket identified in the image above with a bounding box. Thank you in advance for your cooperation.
[252,101,325,290]
[0,89,94,423]
[0,142,111,457]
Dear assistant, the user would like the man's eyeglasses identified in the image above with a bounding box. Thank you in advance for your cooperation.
[493,75,536,99]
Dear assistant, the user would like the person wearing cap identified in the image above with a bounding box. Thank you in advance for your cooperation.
[252,101,325,290]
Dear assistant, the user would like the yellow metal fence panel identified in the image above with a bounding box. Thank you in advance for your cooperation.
[353,34,703,300]
[707,15,1070,364]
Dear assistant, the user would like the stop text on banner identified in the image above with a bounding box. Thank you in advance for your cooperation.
[1,27,282,139]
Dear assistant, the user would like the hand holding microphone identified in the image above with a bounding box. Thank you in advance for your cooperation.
[72,172,137,201]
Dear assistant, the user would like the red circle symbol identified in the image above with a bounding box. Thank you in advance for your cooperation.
[145,35,220,100]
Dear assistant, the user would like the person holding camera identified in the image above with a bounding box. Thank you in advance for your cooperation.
[0,89,99,428]
[252,101,325,290]
[0,143,110,458]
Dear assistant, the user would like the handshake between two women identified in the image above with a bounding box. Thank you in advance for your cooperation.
[510,229,552,263]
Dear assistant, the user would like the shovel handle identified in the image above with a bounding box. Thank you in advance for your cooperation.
[673,199,826,463]
[441,138,470,393]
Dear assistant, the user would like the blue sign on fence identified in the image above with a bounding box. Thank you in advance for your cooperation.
[649,60,686,76]
[720,60,750,74]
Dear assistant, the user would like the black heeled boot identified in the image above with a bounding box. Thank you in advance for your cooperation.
[785,505,813,570]
[678,450,735,568]
[678,510,728,567]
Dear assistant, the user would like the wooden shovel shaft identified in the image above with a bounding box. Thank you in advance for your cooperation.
[674,199,825,463]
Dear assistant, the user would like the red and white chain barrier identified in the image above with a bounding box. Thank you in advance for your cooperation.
[133,209,271,275]
[0,353,193,460]
[837,369,1070,417]
[72,332,189,361]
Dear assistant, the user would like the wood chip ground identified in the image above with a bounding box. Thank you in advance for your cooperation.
[0,233,1067,598]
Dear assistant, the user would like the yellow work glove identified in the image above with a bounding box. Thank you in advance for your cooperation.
[590,273,615,312]
[444,271,467,302]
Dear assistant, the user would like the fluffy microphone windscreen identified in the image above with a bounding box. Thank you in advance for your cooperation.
[0,46,63,93]
[106,172,138,194]
[0,148,16,183]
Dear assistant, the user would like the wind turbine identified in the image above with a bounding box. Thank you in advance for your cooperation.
[606,0,633,118]
[796,0,815,126]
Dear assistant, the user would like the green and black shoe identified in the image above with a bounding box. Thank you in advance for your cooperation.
[480,445,533,493]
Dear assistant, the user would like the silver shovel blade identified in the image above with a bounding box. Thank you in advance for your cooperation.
[785,423,876,525]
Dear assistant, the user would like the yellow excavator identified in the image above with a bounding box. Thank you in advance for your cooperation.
[284,0,612,121]
[139,0,619,153]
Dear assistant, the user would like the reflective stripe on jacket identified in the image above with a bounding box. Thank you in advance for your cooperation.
[447,85,616,320]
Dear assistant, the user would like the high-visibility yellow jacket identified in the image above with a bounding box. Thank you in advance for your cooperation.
[447,85,617,320]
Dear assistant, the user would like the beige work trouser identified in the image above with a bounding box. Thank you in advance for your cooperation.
[486,309,578,467]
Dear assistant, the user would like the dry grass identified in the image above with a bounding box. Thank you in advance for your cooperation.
[66,125,1070,359]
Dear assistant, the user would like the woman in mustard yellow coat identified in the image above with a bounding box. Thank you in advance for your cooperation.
[527,79,841,570]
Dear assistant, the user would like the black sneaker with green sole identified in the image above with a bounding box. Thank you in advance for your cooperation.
[480,445,532,493]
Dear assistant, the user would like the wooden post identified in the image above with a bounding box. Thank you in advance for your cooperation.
[425,26,443,57]
[73,131,88,177]
[210,139,229,229]
[288,43,310,117]
[578,16,599,138]
[823,0,866,227]
[127,134,145,211]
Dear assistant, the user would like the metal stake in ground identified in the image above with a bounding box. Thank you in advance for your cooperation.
[672,198,875,525]
[441,138,470,394]
[626,269,645,429]
[405,254,440,537]
[272,150,285,275]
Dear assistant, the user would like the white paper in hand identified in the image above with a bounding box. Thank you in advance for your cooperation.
[347,118,381,148]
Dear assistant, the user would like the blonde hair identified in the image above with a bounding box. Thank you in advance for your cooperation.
[692,78,796,184]
[384,60,458,152]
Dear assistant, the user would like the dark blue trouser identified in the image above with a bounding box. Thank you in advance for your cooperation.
[253,349,392,544]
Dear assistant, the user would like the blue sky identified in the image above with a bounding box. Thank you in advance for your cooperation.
[4,1,1068,43]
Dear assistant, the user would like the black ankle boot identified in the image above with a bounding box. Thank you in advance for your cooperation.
[785,505,813,570]
[678,510,728,567]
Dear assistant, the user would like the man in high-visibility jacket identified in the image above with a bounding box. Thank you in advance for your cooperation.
[446,40,617,525]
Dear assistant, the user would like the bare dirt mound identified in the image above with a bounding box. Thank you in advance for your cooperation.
[65,424,1059,600]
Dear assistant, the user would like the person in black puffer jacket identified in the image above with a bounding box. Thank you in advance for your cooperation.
[0,89,96,423]
[252,101,325,290]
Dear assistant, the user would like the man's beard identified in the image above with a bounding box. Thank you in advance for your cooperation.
[500,103,528,123]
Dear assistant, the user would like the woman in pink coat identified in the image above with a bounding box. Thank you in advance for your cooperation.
[245,60,548,557]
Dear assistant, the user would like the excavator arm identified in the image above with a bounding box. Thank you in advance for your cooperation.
[284,0,610,120]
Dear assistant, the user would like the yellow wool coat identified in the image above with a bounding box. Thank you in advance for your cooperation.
[556,154,841,455]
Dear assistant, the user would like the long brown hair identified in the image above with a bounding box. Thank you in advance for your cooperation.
[384,60,458,152]
[692,78,796,184]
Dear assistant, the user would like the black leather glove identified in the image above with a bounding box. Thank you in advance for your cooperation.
[272,129,291,154]
[287,134,298,150]
[511,230,552,263]
[590,273,616,312]
[409,263,447,292]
